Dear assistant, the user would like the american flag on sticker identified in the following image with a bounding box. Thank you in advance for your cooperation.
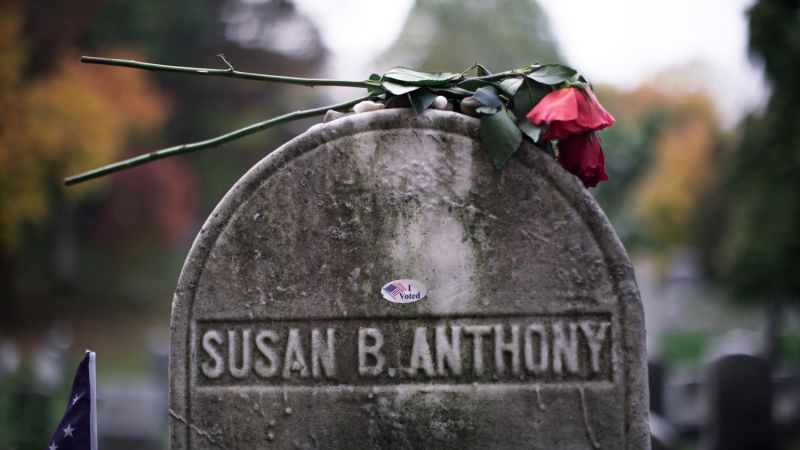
[383,282,407,298]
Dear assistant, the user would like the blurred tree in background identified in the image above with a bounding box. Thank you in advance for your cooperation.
[382,0,560,73]
[0,5,166,256]
[706,0,800,304]
[2,1,326,447]
[596,84,722,258]
[0,0,326,344]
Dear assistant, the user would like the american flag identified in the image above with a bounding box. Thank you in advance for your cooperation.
[45,351,98,450]
[384,282,407,297]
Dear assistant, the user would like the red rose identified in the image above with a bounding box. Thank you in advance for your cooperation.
[525,85,614,188]
[526,86,615,141]
[557,132,608,188]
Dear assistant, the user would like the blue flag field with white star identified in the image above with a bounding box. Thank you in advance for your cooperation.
[46,350,98,450]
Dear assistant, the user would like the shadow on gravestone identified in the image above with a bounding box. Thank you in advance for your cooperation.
[701,354,776,450]
[169,109,650,449]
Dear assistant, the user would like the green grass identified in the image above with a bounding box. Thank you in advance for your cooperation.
[660,330,800,367]
[659,330,712,367]
[782,333,800,366]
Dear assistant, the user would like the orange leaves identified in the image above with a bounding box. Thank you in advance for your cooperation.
[596,82,721,253]
[20,52,168,180]
[0,4,168,253]
[0,3,25,93]
[634,117,716,248]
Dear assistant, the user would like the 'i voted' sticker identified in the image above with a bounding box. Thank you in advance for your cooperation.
[380,279,427,304]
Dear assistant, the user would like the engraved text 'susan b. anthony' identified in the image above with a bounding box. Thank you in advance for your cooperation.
[197,316,612,384]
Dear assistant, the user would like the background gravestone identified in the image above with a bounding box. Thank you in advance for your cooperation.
[701,354,775,450]
[170,109,650,449]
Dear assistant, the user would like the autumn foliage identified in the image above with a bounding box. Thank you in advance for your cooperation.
[0,5,167,253]
[592,84,721,255]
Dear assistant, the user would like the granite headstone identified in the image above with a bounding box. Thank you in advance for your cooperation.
[170,109,649,449]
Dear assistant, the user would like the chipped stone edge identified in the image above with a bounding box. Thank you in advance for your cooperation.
[169,109,649,449]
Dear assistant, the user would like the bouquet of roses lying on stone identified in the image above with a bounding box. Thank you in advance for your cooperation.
[66,57,614,188]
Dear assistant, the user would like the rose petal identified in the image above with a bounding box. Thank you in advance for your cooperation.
[527,86,615,141]
[557,132,608,188]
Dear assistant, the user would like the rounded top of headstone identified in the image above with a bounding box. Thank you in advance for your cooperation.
[170,109,649,449]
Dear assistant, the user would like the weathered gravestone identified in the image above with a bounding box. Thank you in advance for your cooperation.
[170,109,650,449]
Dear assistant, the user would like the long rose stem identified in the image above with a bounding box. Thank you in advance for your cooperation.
[80,56,381,89]
[64,93,374,186]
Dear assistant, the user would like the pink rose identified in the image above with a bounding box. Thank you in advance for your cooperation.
[526,86,615,140]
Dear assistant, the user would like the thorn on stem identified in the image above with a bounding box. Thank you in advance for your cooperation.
[460,62,478,77]
[217,53,234,72]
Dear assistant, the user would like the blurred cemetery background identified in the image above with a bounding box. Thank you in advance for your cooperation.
[0,0,798,448]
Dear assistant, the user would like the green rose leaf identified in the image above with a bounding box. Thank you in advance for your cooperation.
[527,64,578,85]
[382,67,460,86]
[368,73,385,96]
[498,77,524,96]
[456,79,494,92]
[476,64,492,76]
[512,79,550,125]
[569,73,592,89]
[431,86,474,96]
[473,85,504,108]
[408,88,438,114]
[518,120,542,142]
[476,105,500,115]
[480,107,522,169]
[382,80,420,95]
